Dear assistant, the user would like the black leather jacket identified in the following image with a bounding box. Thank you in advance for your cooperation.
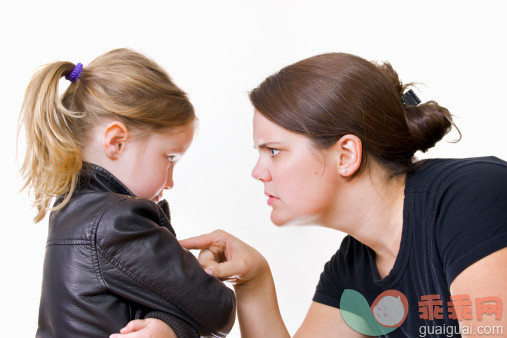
[36,162,236,337]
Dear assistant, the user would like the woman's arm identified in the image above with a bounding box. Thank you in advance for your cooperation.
[180,230,366,337]
[234,268,289,337]
[180,230,290,337]
[295,302,369,338]
[436,161,507,337]
[450,247,507,337]
[114,300,369,338]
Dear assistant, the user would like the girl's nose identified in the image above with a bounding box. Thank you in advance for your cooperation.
[164,179,174,190]
[165,168,174,189]
[251,160,272,182]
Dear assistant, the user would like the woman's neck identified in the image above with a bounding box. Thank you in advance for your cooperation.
[325,166,407,276]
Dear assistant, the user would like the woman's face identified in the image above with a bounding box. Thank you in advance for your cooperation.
[252,111,341,226]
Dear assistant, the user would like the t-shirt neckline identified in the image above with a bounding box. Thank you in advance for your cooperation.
[367,170,416,289]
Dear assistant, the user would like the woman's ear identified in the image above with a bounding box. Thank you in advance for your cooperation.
[335,134,362,177]
[102,121,130,159]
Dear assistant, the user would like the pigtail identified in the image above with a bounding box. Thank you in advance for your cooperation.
[18,62,85,223]
[18,48,196,223]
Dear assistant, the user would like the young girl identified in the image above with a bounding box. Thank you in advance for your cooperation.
[19,48,235,337]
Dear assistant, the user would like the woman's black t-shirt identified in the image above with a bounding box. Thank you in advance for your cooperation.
[313,157,507,337]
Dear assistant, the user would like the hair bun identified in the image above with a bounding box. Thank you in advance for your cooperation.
[404,101,456,152]
[378,62,459,153]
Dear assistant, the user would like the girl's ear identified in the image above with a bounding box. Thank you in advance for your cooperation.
[102,121,130,159]
[334,134,362,177]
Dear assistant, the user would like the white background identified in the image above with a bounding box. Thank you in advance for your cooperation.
[1,1,506,336]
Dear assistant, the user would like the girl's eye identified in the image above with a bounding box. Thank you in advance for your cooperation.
[268,148,280,157]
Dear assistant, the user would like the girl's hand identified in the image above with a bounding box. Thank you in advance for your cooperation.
[179,230,269,286]
[109,318,177,338]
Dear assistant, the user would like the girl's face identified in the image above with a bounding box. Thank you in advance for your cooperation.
[121,124,195,202]
[252,111,341,226]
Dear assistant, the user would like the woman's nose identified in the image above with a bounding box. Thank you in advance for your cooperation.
[251,160,272,182]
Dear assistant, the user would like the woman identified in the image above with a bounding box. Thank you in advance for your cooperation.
[118,53,507,337]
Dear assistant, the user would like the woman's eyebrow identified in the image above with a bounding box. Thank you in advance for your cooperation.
[253,142,282,149]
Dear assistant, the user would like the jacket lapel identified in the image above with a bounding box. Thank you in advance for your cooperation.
[157,199,177,237]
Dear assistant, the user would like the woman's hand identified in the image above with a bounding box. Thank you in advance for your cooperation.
[109,318,176,338]
[181,230,290,337]
[179,229,269,286]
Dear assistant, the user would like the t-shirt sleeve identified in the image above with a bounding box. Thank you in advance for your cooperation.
[312,237,354,309]
[434,160,507,286]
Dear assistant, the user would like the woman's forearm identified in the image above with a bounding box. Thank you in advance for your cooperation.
[235,268,290,338]
[179,231,289,336]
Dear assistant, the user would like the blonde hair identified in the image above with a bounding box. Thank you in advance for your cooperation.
[18,48,195,223]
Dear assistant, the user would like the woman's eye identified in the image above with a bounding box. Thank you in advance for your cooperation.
[268,148,280,157]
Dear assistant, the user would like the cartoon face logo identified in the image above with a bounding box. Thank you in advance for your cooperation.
[340,289,409,335]
[371,290,409,328]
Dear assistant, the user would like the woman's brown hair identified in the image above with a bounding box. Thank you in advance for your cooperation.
[18,48,195,223]
[249,52,459,178]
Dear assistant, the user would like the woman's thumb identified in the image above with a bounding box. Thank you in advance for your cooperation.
[205,260,241,280]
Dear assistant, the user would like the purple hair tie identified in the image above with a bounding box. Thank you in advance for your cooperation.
[65,63,83,83]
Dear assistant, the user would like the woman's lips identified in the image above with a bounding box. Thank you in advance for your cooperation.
[266,193,279,206]
[267,196,279,206]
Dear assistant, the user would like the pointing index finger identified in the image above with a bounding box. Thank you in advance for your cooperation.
[179,233,214,250]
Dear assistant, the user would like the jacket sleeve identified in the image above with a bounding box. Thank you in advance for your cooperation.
[93,198,236,337]
[144,311,199,337]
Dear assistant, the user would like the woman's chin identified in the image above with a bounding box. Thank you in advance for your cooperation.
[270,212,289,227]
[270,212,308,227]
[271,211,320,227]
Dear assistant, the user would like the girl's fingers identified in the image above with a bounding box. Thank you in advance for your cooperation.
[120,319,147,334]
[110,332,143,338]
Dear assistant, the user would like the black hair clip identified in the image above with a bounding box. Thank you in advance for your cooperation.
[402,89,421,106]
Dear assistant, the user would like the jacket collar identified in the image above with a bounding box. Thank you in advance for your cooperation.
[80,161,136,197]
[79,162,173,229]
